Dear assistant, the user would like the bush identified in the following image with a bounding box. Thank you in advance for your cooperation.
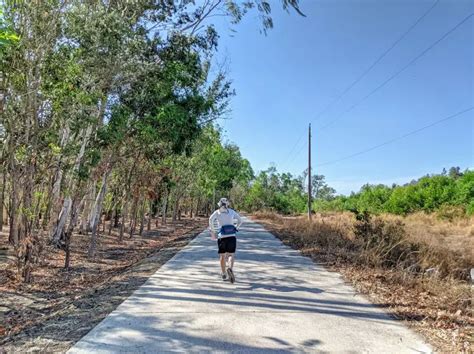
[244,168,473,217]
[436,205,466,221]
[353,211,417,268]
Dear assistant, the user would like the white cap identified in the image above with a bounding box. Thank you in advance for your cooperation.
[218,198,229,208]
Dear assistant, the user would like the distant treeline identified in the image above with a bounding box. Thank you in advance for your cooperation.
[234,167,474,216]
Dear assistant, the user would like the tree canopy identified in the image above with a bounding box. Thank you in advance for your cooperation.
[0,0,303,281]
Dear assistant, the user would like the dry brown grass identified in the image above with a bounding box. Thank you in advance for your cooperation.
[255,211,473,279]
[401,212,474,260]
[0,217,207,350]
[253,211,474,353]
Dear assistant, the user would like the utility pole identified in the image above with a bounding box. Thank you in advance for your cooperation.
[308,123,312,221]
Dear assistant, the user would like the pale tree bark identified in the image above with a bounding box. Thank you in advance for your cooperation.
[80,183,94,234]
[86,179,99,232]
[51,196,72,247]
[46,126,69,227]
[0,171,6,230]
[50,94,106,246]
[88,168,111,257]
[118,155,138,240]
[50,124,93,246]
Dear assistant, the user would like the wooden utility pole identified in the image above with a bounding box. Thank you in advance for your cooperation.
[308,123,312,220]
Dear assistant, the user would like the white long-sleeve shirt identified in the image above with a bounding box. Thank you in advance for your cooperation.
[209,208,243,238]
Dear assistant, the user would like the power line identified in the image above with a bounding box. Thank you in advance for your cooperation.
[311,0,440,125]
[319,12,474,131]
[281,1,441,170]
[317,106,474,167]
[279,129,305,169]
[287,140,307,170]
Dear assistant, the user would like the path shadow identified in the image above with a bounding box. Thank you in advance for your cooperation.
[70,312,323,353]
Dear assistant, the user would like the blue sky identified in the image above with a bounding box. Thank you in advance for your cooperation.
[212,0,473,195]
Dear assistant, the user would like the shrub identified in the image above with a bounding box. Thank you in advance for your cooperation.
[353,211,416,268]
[436,205,466,221]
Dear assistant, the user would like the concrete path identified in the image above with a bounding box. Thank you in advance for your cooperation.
[69,218,431,353]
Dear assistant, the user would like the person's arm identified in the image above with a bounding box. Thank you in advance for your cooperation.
[209,211,218,240]
[233,210,243,230]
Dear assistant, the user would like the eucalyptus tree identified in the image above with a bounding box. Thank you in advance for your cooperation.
[0,0,304,279]
[0,1,67,280]
[0,6,19,230]
[172,126,253,216]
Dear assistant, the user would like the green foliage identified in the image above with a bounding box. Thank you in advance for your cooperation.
[357,184,393,213]
[454,170,474,208]
[242,168,306,214]
[241,168,473,217]
[0,6,18,48]
[316,169,473,216]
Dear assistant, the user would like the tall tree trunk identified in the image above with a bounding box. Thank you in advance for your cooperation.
[80,183,94,235]
[88,169,110,257]
[119,198,129,242]
[64,197,81,270]
[49,162,63,218]
[195,197,200,219]
[172,194,181,223]
[42,180,54,229]
[50,124,94,244]
[161,189,168,225]
[0,170,6,231]
[8,168,18,246]
[139,201,146,236]
[19,159,39,283]
[118,156,138,240]
[147,203,152,232]
[114,207,120,227]
[43,128,68,228]
[51,196,72,248]
[109,209,115,235]
[129,196,139,238]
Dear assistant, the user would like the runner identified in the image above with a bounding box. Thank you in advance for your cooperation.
[209,198,243,283]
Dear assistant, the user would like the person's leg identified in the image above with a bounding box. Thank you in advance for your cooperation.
[228,237,236,269]
[218,239,227,280]
[219,254,226,274]
[227,253,235,269]
[226,237,237,283]
[226,252,236,283]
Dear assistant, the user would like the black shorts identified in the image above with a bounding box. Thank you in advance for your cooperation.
[217,236,237,254]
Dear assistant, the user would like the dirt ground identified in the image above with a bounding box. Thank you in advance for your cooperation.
[252,215,473,354]
[0,217,207,353]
